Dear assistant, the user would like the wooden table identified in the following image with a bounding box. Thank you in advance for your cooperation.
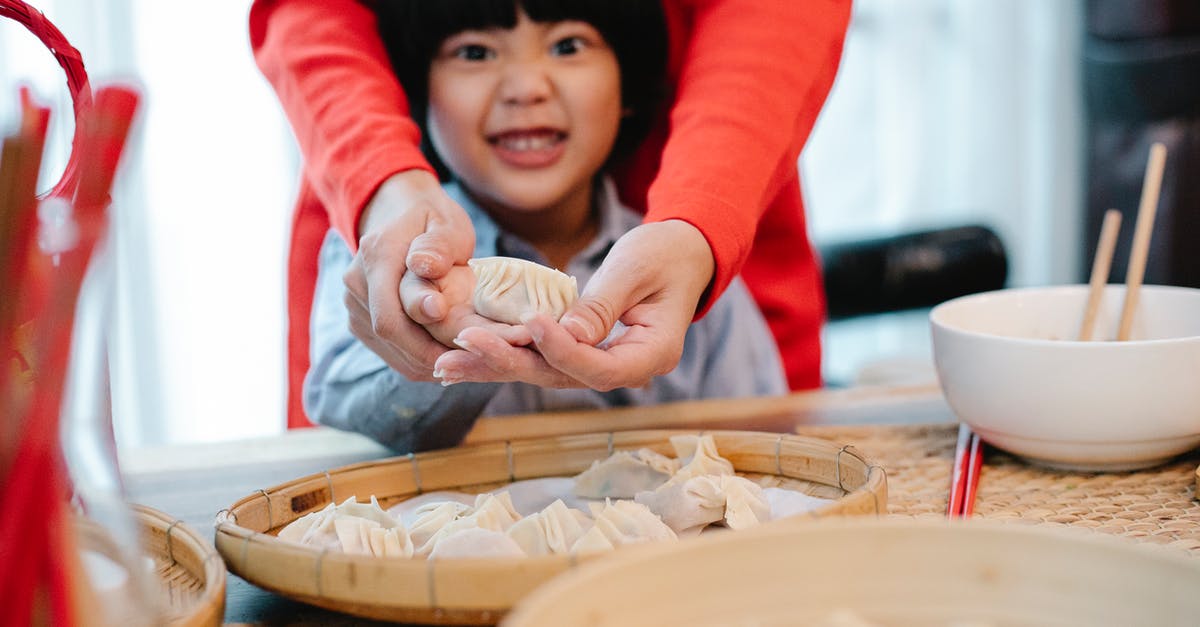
[121,382,1200,625]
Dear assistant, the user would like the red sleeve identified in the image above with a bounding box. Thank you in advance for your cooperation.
[249,0,434,250]
[646,0,852,314]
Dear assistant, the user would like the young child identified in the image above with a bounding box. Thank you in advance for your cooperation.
[304,0,787,452]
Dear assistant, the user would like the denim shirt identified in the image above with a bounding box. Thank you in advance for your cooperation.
[305,178,787,453]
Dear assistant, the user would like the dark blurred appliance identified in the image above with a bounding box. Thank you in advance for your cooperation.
[1085,0,1200,287]
[820,225,1008,321]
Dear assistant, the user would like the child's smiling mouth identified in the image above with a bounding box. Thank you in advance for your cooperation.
[488,128,567,168]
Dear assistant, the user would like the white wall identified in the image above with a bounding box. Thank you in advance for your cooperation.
[2,2,299,448]
[804,0,1084,385]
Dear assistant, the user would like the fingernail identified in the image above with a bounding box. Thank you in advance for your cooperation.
[453,337,473,351]
[408,252,439,276]
[422,295,441,318]
[435,366,461,386]
[560,314,594,342]
[521,315,546,344]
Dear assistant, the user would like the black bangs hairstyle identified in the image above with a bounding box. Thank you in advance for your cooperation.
[375,0,669,181]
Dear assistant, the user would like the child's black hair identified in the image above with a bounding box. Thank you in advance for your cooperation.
[375,0,669,181]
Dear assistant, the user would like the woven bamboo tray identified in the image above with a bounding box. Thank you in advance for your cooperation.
[213,429,887,625]
[75,504,225,626]
[503,518,1200,627]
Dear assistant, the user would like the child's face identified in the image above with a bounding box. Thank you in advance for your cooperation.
[426,9,622,215]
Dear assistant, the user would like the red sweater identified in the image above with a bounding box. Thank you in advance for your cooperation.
[249,0,851,428]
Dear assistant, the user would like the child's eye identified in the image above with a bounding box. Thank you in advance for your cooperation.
[550,36,587,56]
[454,44,494,61]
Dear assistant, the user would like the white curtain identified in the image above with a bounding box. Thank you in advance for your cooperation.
[804,0,1084,384]
[2,0,1083,447]
[2,1,298,449]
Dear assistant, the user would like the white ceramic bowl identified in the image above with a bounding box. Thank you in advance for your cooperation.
[930,284,1200,471]
[503,519,1200,627]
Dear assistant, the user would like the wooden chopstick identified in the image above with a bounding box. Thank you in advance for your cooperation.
[946,423,983,519]
[1078,209,1121,341]
[1117,142,1166,341]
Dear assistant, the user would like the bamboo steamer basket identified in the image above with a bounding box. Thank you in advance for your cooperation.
[505,518,1200,627]
[76,504,226,627]
[213,429,887,625]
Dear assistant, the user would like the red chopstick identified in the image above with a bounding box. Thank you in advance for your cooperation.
[947,423,983,518]
[961,429,983,517]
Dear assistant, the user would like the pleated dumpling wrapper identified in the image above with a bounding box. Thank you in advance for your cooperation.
[468,256,578,325]
[333,517,415,558]
[635,474,771,536]
[573,448,681,499]
[506,499,593,556]
[632,475,725,536]
[415,492,522,556]
[407,501,471,555]
[588,499,678,547]
[428,527,526,559]
[276,495,399,552]
[662,434,735,487]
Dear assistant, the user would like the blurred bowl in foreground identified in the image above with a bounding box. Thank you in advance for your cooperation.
[503,518,1200,627]
[930,284,1200,471]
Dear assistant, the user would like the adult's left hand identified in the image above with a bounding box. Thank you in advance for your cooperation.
[431,220,714,388]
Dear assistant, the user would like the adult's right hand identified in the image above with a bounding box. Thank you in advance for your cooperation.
[433,220,715,390]
[343,169,477,381]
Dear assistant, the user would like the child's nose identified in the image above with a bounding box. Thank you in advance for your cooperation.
[498,61,552,106]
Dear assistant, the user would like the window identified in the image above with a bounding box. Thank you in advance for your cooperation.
[2,0,1083,449]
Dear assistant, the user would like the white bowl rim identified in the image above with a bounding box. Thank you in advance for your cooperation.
[929,284,1200,346]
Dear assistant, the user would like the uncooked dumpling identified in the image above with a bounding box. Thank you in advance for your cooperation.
[333,517,414,558]
[428,527,526,559]
[506,499,592,556]
[589,499,677,546]
[277,496,398,551]
[635,474,771,535]
[416,492,522,556]
[719,475,771,530]
[663,434,734,487]
[408,501,469,555]
[469,256,578,324]
[633,475,725,535]
[574,448,680,499]
[569,525,616,555]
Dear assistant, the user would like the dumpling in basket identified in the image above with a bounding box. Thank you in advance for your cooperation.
[415,492,521,556]
[588,499,677,546]
[408,501,470,555]
[506,499,593,556]
[573,448,681,499]
[276,495,399,552]
[334,517,414,558]
[469,256,578,324]
[428,527,526,559]
[635,474,771,536]
[663,434,735,487]
[633,475,724,535]
[720,475,772,530]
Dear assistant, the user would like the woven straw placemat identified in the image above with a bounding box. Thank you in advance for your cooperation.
[797,423,1200,554]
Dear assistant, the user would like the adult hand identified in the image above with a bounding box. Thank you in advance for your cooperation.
[433,220,714,389]
[343,169,479,381]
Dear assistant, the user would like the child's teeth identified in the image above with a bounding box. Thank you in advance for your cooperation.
[503,134,555,151]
